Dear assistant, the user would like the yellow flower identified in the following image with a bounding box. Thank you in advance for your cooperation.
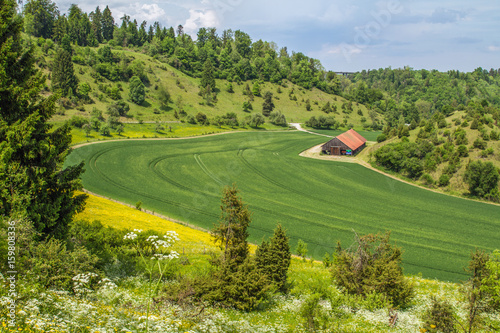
[430,324,436,329]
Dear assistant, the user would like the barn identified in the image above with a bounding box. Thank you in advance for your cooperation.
[321,129,367,156]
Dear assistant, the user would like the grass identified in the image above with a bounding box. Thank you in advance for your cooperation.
[66,131,500,282]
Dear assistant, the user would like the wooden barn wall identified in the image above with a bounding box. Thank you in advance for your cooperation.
[322,138,350,152]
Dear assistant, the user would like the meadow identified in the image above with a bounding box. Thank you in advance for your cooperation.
[66,131,500,282]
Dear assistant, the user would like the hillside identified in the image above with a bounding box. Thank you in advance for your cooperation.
[364,109,500,202]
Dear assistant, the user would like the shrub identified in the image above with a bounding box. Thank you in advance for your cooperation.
[332,232,414,308]
[438,173,451,187]
[376,133,387,143]
[473,138,487,150]
[68,115,88,128]
[421,173,435,185]
[422,297,456,333]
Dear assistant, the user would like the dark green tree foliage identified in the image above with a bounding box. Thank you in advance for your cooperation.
[51,36,78,97]
[101,6,114,41]
[200,58,215,91]
[262,91,274,117]
[212,184,251,265]
[199,184,271,311]
[464,160,499,200]
[255,224,291,292]
[23,0,59,38]
[332,232,414,308]
[89,6,103,43]
[0,0,86,239]
[129,75,145,105]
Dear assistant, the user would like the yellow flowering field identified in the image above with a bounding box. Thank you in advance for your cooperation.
[75,192,257,254]
[75,192,218,254]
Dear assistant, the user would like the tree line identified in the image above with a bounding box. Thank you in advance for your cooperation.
[22,0,342,94]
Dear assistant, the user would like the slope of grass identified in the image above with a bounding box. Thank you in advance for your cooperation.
[40,43,379,128]
[66,131,500,282]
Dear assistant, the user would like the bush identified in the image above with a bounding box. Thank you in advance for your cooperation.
[376,133,387,143]
[332,232,414,308]
[68,115,88,128]
[422,297,456,333]
[421,173,435,185]
[438,173,450,187]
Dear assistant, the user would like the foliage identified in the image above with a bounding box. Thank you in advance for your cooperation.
[0,0,86,239]
[255,224,291,292]
[422,297,457,333]
[296,239,308,259]
[52,37,79,97]
[129,75,145,105]
[332,232,414,308]
[463,160,499,200]
[262,91,275,117]
[212,184,251,265]
[269,110,287,126]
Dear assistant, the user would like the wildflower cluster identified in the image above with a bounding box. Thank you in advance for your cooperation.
[72,273,99,297]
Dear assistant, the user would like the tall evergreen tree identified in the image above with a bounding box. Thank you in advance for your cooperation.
[89,6,103,43]
[255,224,291,292]
[212,184,251,265]
[0,0,86,239]
[23,0,59,38]
[262,91,275,116]
[101,5,114,41]
[200,58,216,91]
[51,35,78,96]
[51,14,67,43]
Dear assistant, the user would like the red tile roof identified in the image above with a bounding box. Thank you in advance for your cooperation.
[336,129,367,150]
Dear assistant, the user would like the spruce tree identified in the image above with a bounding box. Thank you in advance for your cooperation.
[212,184,251,266]
[200,58,216,92]
[101,5,114,41]
[256,224,291,292]
[0,0,86,239]
[51,36,78,97]
[262,91,275,116]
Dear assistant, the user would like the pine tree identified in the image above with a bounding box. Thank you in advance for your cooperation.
[200,58,216,91]
[89,6,103,43]
[262,91,275,116]
[256,224,291,292]
[51,36,78,97]
[0,0,86,239]
[23,0,59,38]
[212,184,251,266]
[101,5,114,41]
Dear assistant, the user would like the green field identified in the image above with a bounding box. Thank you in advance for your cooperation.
[67,131,500,282]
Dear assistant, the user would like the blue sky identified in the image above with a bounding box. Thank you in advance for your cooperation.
[55,0,500,72]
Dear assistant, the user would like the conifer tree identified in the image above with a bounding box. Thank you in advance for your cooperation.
[101,5,114,41]
[89,6,103,43]
[0,0,86,239]
[200,58,216,91]
[51,36,78,97]
[262,91,275,116]
[256,224,291,292]
[212,184,251,266]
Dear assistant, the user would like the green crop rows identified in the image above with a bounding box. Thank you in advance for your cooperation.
[67,131,500,282]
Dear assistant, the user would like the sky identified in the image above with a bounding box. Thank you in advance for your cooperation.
[54,0,500,73]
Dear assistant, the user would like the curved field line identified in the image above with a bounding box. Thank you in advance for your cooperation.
[89,146,219,220]
[194,154,225,186]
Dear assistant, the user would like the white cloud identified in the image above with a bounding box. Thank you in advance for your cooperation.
[184,9,220,34]
[137,4,166,23]
[488,45,500,52]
